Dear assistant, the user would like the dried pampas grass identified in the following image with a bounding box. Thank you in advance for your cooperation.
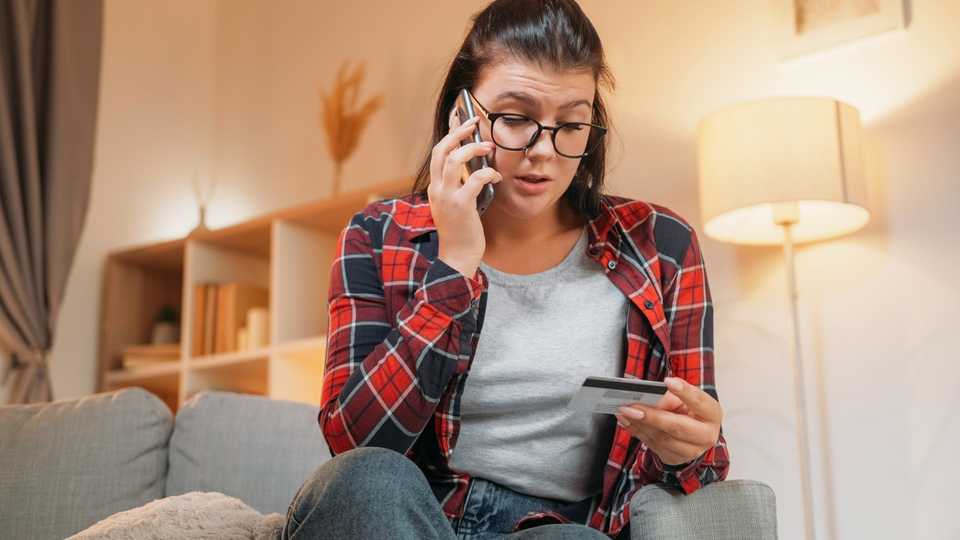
[320,60,384,195]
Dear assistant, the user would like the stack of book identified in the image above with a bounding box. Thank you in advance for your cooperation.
[191,282,269,357]
[122,343,180,370]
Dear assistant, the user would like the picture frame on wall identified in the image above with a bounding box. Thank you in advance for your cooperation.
[782,0,908,59]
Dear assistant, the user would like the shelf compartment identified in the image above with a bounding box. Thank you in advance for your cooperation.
[103,364,181,412]
[98,243,184,385]
[271,221,336,344]
[273,335,326,357]
[182,239,271,372]
[105,362,181,383]
[190,221,272,259]
[270,336,326,405]
[185,353,268,399]
[190,347,272,371]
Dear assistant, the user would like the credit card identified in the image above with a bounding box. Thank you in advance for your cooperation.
[567,376,668,415]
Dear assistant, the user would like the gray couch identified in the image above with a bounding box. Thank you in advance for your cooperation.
[0,388,777,539]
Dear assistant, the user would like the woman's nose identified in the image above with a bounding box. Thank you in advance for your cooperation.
[524,128,557,160]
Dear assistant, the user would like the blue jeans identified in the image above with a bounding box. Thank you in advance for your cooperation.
[282,447,610,539]
[451,476,600,539]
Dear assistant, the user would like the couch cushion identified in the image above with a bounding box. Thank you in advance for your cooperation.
[165,391,331,514]
[629,479,778,540]
[0,387,173,540]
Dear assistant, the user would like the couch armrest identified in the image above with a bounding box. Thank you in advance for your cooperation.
[629,479,777,540]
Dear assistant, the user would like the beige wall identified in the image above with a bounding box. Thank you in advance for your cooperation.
[47,0,217,399]
[48,1,958,538]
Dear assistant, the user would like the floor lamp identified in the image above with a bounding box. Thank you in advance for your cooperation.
[696,97,871,540]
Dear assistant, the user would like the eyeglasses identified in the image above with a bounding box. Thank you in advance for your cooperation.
[464,88,607,159]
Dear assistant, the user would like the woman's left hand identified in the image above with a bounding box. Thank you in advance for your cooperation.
[615,377,723,467]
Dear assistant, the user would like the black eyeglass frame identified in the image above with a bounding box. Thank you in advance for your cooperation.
[463,88,608,159]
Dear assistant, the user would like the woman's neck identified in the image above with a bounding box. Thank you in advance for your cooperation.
[480,199,585,250]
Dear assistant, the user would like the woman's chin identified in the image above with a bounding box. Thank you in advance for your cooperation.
[490,186,557,219]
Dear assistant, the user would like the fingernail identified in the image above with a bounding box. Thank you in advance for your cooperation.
[483,141,495,147]
[666,378,683,393]
[615,415,628,428]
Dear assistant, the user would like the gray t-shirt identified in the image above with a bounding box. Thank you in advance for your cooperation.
[447,227,628,501]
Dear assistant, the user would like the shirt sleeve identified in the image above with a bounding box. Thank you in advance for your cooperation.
[318,214,483,456]
[637,224,730,494]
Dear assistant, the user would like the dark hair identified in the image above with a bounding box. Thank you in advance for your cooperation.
[412,0,615,219]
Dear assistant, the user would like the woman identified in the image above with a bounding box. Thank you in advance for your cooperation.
[283,1,729,539]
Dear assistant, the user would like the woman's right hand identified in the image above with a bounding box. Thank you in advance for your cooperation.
[428,108,502,278]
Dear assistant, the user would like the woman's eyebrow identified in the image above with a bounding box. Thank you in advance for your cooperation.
[493,90,591,110]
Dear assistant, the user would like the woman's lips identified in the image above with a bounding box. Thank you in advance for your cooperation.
[513,175,552,194]
[516,175,551,183]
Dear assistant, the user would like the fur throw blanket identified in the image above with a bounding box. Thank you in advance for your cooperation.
[67,491,285,540]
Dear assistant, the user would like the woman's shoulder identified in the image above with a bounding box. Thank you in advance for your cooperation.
[354,192,426,219]
[345,192,432,243]
[599,193,699,261]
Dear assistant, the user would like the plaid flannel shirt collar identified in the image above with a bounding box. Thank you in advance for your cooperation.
[398,193,647,261]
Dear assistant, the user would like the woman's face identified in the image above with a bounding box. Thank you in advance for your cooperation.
[467,59,597,221]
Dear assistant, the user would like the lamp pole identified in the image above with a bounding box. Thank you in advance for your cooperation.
[778,217,816,540]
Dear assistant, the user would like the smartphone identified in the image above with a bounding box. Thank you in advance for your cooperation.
[454,88,496,214]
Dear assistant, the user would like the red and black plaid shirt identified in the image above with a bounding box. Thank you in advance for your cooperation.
[319,192,729,538]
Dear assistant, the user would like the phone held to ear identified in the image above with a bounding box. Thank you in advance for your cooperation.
[454,88,496,215]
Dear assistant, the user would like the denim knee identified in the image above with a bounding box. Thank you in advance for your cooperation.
[285,447,454,539]
[289,446,429,519]
[329,446,427,490]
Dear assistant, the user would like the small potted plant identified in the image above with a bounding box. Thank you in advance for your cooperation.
[151,305,180,345]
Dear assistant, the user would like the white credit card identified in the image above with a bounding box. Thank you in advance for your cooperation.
[567,376,668,415]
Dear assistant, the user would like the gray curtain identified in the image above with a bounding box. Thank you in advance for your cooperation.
[0,0,103,404]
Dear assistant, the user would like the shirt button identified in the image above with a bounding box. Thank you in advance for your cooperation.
[644,300,654,309]
[607,260,617,270]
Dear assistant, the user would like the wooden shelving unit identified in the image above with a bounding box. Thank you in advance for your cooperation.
[96,177,412,411]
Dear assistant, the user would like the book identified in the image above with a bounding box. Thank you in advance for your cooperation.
[122,344,180,370]
[203,284,218,355]
[191,283,207,357]
[214,283,269,353]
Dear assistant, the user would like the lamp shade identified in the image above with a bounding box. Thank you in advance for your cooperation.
[697,97,870,246]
